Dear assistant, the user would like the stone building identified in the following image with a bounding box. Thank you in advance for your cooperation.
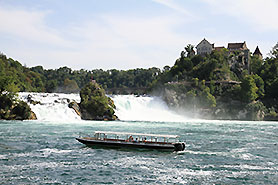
[227,41,248,51]
[227,41,250,60]
[227,41,250,74]
[194,39,257,74]
[196,38,214,55]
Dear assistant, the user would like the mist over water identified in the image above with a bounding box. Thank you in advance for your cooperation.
[113,95,188,122]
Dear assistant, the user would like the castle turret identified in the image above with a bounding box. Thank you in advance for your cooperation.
[253,46,263,60]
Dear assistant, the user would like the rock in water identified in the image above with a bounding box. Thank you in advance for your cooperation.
[79,81,117,120]
[27,94,41,105]
[0,94,36,120]
[28,111,37,120]
[68,101,81,117]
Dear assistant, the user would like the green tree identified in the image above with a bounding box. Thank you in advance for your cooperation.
[269,42,278,59]
[267,78,278,99]
[45,80,58,92]
[62,78,79,93]
[252,74,264,98]
[250,55,263,74]
[184,44,195,57]
[199,87,216,108]
[240,75,258,102]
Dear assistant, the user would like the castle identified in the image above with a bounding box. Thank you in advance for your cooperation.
[195,38,263,75]
[195,38,263,59]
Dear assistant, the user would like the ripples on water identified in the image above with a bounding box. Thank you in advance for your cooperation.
[0,120,278,184]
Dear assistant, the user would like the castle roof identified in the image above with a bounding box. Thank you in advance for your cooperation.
[214,46,225,51]
[227,41,247,50]
[253,46,262,56]
[196,38,212,48]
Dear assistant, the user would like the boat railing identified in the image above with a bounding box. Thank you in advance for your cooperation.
[78,131,179,144]
[101,137,173,145]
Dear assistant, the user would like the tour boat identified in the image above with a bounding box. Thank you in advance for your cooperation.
[76,131,185,151]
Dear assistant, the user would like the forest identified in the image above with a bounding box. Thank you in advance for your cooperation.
[0,53,161,94]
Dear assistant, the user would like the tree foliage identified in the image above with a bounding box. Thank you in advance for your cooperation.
[79,82,116,120]
[240,75,258,103]
[269,42,278,59]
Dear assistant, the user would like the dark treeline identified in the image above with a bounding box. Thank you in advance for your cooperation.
[0,52,161,94]
[30,66,161,93]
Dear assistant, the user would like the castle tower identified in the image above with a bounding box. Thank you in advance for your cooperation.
[253,46,263,60]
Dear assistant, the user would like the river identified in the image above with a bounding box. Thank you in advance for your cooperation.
[0,93,277,184]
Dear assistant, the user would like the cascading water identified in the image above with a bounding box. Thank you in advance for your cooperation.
[112,95,188,122]
[18,92,81,122]
[18,93,187,122]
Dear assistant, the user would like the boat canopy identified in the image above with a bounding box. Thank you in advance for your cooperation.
[94,131,179,138]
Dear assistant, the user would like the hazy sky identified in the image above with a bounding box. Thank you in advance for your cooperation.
[0,0,278,70]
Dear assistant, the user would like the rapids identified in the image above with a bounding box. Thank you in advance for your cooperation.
[18,92,188,122]
[18,92,81,122]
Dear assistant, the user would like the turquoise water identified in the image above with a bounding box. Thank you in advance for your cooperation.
[0,120,277,184]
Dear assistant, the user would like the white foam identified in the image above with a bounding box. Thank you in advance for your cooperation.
[18,93,196,123]
[39,148,73,156]
[179,149,228,156]
[18,92,81,121]
[112,95,188,122]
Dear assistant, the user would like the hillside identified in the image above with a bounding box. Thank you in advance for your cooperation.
[151,43,278,120]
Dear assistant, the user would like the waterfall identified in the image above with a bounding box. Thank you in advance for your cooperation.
[112,95,188,122]
[18,93,187,122]
[18,92,81,122]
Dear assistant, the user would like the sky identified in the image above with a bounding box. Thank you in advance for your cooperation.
[0,0,278,70]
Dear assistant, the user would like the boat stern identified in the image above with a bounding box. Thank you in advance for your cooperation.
[174,142,185,151]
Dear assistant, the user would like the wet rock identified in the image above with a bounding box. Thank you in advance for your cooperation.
[27,94,41,105]
[27,94,32,102]
[68,101,81,117]
[28,111,37,120]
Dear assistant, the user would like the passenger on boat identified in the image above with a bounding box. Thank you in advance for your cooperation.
[128,136,133,142]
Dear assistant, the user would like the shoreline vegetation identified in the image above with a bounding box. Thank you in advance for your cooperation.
[1,42,278,121]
